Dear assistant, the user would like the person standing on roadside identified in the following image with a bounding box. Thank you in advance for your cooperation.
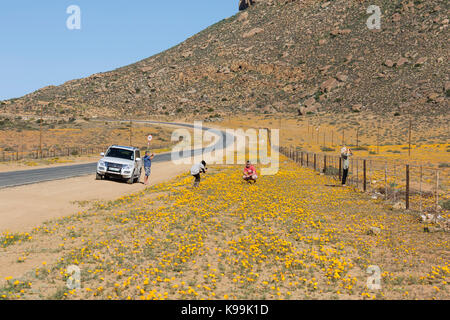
[142,151,154,185]
[341,146,353,186]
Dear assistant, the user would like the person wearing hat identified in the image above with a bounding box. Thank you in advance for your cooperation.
[142,151,154,185]
[190,160,207,187]
[341,146,353,186]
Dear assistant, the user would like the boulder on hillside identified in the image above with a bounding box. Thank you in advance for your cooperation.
[351,104,363,112]
[444,81,450,95]
[336,72,348,82]
[383,59,395,68]
[320,78,339,92]
[303,97,316,108]
[242,27,264,38]
[415,57,427,66]
[298,102,320,116]
[396,57,409,67]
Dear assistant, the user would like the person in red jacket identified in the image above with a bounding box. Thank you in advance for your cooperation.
[243,161,257,184]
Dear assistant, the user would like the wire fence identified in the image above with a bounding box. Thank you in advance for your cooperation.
[280,146,450,214]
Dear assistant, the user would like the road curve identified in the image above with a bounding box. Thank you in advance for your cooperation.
[0,122,234,189]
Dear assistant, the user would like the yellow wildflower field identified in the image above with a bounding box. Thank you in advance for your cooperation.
[0,156,448,300]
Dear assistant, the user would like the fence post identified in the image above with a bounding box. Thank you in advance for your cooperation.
[435,170,439,212]
[339,157,342,181]
[419,166,423,212]
[384,162,388,201]
[323,155,327,174]
[314,154,316,171]
[363,160,367,192]
[405,164,410,210]
[307,153,309,167]
[301,152,304,166]
[356,159,359,189]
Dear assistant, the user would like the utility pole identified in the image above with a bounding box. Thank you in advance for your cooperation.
[331,130,334,147]
[129,117,132,146]
[356,127,359,148]
[408,118,412,157]
[377,123,380,154]
[279,117,282,146]
[39,104,43,157]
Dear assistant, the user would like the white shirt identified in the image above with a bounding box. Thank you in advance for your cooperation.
[190,163,205,175]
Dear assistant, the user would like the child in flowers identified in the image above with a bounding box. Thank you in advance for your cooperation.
[190,160,207,187]
[243,160,257,183]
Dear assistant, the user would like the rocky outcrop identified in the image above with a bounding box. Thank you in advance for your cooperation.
[239,0,255,11]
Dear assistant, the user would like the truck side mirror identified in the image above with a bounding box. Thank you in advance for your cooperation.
[100,152,105,156]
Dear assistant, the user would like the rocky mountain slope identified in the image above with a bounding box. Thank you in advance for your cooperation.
[1,0,449,121]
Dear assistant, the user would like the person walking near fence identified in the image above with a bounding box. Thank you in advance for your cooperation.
[191,160,207,188]
[142,151,154,185]
[341,146,353,186]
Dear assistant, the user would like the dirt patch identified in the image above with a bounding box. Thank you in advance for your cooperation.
[0,161,190,233]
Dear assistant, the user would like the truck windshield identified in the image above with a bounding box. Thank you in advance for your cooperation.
[105,148,134,160]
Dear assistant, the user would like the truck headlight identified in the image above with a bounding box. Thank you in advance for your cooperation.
[123,164,132,170]
[98,161,106,167]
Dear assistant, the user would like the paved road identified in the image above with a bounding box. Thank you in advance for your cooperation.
[0,122,234,189]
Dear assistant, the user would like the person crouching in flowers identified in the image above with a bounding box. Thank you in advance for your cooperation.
[243,161,257,184]
[190,160,207,188]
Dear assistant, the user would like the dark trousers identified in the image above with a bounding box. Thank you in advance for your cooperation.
[193,173,201,187]
[342,168,349,185]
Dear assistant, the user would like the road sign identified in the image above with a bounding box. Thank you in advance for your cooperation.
[147,135,153,142]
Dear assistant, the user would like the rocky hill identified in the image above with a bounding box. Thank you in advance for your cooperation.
[1,0,449,121]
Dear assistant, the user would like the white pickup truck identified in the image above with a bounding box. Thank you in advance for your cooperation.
[96,145,142,184]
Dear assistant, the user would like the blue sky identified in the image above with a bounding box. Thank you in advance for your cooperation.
[0,1,237,100]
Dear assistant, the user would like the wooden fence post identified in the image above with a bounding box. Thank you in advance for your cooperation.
[419,166,423,212]
[363,160,367,192]
[406,164,410,210]
[314,154,316,171]
[339,157,342,181]
[384,162,388,201]
[323,155,327,174]
[307,153,309,167]
[435,170,439,212]
[301,152,304,166]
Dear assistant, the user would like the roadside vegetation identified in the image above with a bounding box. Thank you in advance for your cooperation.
[0,156,448,300]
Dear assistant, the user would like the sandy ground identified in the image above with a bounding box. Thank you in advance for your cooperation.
[0,161,190,233]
